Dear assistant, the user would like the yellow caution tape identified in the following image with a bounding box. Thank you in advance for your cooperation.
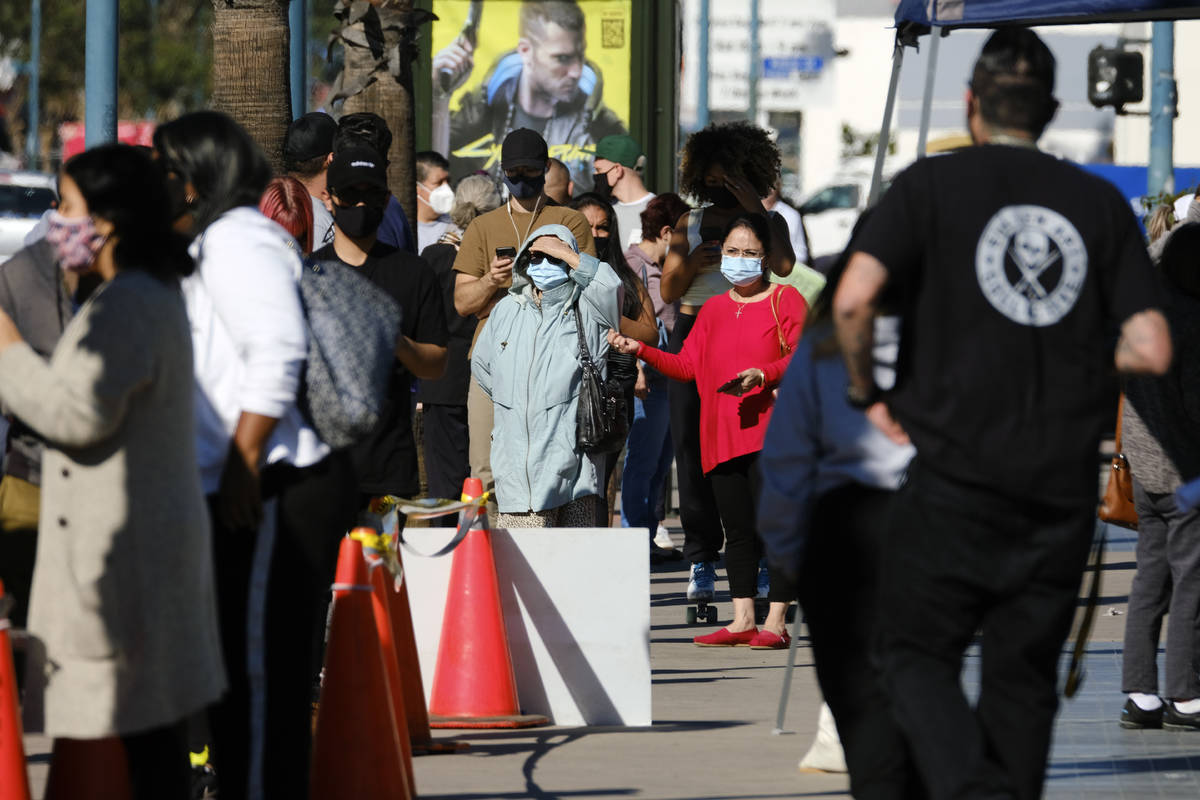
[189,745,209,768]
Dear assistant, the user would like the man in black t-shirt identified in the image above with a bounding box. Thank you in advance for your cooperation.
[833,30,1172,799]
[315,145,449,503]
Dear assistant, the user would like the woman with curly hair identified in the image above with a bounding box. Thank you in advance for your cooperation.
[661,121,797,607]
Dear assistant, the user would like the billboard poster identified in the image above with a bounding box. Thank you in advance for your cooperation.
[430,0,633,192]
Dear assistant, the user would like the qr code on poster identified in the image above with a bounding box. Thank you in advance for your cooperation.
[602,18,625,48]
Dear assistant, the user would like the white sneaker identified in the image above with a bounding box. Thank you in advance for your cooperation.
[654,524,675,550]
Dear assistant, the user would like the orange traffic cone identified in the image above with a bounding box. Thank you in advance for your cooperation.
[365,556,416,792]
[310,536,412,800]
[0,580,31,800]
[427,479,549,728]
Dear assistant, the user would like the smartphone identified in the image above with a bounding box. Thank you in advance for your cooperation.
[699,227,723,244]
[495,246,517,259]
[716,377,745,396]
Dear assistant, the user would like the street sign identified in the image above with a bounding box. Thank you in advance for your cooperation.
[762,55,826,80]
[689,0,837,113]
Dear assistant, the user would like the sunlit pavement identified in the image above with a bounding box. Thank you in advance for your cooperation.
[21,523,1200,798]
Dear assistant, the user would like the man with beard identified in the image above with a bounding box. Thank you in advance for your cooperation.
[434,0,627,191]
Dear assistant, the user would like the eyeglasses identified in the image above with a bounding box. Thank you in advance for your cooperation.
[723,246,763,259]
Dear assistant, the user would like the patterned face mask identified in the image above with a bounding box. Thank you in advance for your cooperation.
[44,209,106,273]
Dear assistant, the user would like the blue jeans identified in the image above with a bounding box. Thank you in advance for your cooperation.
[620,375,674,533]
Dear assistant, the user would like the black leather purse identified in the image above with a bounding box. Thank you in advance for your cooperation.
[573,306,628,454]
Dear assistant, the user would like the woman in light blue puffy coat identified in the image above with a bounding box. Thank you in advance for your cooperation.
[472,223,622,526]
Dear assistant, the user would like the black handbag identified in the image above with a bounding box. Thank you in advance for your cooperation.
[574,306,628,454]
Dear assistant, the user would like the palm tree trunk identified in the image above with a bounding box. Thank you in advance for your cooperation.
[211,0,292,173]
[332,0,430,228]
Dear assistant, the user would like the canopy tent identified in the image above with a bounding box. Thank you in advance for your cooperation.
[868,1,1200,203]
[895,1,1200,29]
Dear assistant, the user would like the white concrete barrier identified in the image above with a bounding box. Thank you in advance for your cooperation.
[401,527,651,727]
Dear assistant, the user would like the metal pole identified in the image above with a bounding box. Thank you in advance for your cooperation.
[697,0,710,129]
[1148,21,1176,198]
[85,0,119,147]
[748,0,759,125]
[916,26,940,159]
[289,0,308,118]
[25,0,41,168]
[869,37,904,206]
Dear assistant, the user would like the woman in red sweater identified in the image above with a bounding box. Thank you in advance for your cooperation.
[609,214,806,648]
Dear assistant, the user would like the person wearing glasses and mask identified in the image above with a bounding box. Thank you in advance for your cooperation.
[452,128,594,513]
[472,224,621,525]
[609,213,805,649]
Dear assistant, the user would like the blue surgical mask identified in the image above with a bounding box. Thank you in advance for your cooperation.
[720,255,763,287]
[526,256,569,291]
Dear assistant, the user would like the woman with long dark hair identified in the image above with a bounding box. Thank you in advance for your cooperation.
[154,110,357,800]
[0,143,223,798]
[571,192,658,523]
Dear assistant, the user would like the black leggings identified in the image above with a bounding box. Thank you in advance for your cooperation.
[708,453,794,603]
[208,452,357,800]
[800,483,922,800]
[122,719,190,800]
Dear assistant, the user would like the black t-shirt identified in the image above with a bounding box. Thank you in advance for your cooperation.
[313,242,449,495]
[415,242,475,405]
[855,144,1166,505]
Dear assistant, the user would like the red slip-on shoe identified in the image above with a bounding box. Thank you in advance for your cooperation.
[694,627,758,647]
[748,629,791,650]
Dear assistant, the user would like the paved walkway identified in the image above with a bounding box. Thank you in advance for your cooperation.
[20,522,1200,798]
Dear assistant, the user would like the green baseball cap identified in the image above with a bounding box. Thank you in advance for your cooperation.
[594,134,644,169]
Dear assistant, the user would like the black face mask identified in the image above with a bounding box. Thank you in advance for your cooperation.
[705,185,739,209]
[504,173,546,200]
[334,202,386,239]
[592,172,614,201]
[593,235,611,255]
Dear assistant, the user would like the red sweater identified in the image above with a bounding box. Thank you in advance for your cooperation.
[638,285,806,474]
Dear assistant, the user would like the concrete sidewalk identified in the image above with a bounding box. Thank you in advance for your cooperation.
[21,522,1200,798]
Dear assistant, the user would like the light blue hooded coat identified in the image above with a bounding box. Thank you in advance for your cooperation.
[471,224,622,514]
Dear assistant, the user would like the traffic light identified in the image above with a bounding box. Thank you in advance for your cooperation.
[1088,46,1144,111]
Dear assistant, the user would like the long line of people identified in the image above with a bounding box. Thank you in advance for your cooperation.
[0,110,868,799]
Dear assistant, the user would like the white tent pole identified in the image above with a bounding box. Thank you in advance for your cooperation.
[916,26,941,158]
[869,36,905,205]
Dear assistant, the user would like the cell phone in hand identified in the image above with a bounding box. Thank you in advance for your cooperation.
[495,246,517,259]
[717,377,745,396]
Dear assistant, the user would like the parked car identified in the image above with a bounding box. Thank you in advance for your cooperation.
[0,171,57,264]
[799,169,894,268]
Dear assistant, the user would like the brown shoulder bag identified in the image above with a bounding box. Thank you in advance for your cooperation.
[1098,393,1138,529]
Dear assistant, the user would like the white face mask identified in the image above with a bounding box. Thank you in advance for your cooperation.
[420,182,454,216]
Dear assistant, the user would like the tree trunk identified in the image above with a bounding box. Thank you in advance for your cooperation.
[332,0,428,228]
[211,0,292,173]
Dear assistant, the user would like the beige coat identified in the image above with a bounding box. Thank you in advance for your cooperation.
[0,270,226,738]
